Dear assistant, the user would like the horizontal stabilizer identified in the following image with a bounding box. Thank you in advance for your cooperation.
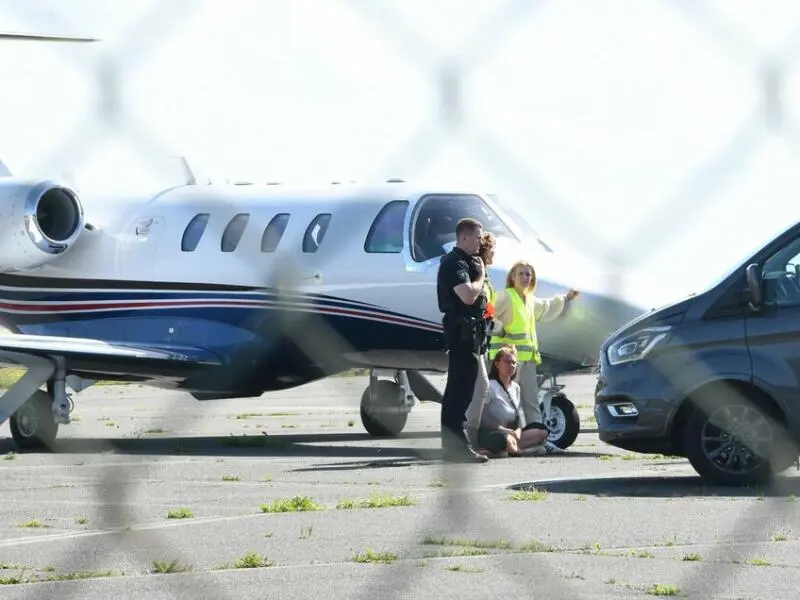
[0,334,220,366]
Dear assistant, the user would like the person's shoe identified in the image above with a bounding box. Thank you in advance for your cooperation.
[443,443,489,463]
[544,441,565,455]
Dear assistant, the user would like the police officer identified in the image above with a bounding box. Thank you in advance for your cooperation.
[436,217,490,463]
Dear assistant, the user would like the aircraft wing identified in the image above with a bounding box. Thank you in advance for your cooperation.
[0,334,221,378]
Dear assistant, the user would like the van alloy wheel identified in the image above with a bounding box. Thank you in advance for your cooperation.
[699,404,773,476]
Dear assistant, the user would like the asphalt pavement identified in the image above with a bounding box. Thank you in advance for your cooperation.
[0,373,796,599]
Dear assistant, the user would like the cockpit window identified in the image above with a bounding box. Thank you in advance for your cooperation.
[365,200,408,253]
[411,194,516,263]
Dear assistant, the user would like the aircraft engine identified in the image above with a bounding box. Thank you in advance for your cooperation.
[0,178,85,271]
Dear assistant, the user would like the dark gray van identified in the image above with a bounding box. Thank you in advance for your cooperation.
[594,223,800,486]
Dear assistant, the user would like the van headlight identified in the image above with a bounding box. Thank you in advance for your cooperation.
[606,326,672,366]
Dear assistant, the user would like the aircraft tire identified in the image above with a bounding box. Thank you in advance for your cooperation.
[360,380,409,437]
[9,390,59,451]
[546,393,580,449]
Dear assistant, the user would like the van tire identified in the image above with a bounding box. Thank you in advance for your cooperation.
[682,388,797,487]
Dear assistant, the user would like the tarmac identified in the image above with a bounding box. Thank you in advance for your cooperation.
[0,372,797,599]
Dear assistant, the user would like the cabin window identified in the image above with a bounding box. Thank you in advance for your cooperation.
[303,213,331,253]
[181,213,210,252]
[261,213,290,253]
[364,200,408,254]
[221,213,250,252]
[411,194,515,262]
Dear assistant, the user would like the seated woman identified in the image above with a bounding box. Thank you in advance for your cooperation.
[477,345,550,458]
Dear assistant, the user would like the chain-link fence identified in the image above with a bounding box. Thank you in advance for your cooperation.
[1,0,800,598]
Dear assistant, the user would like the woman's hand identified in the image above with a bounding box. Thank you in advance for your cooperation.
[506,433,519,454]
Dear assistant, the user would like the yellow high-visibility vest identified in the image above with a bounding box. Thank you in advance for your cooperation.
[488,288,540,364]
[486,279,495,305]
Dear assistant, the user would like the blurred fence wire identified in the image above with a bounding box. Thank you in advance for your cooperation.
[1,0,800,598]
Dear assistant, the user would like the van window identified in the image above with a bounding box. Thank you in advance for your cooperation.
[261,213,290,252]
[303,213,331,253]
[221,213,250,252]
[365,200,408,253]
[181,213,210,252]
[411,194,515,262]
[761,236,800,307]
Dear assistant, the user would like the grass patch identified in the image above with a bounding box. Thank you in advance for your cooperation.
[144,428,166,434]
[74,516,89,525]
[3,452,16,461]
[445,564,484,573]
[260,496,324,513]
[630,550,654,558]
[221,475,241,482]
[519,540,558,553]
[19,519,47,528]
[646,583,680,596]
[46,570,122,582]
[151,560,192,574]
[772,531,789,542]
[166,508,194,519]
[214,551,275,570]
[422,536,511,550]
[508,488,549,502]
[682,553,701,561]
[428,478,447,488]
[750,558,770,566]
[352,549,397,564]
[336,494,415,509]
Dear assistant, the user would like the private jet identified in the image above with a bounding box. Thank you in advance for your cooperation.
[0,31,647,452]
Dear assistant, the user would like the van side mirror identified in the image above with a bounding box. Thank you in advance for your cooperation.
[745,263,763,309]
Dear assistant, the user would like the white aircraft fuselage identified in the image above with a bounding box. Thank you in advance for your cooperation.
[0,177,646,398]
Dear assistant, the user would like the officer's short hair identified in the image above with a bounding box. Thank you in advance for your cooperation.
[456,217,482,237]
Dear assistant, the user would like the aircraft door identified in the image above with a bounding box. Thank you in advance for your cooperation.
[115,215,165,279]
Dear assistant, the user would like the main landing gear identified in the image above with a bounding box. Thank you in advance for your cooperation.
[359,370,416,437]
[0,353,73,450]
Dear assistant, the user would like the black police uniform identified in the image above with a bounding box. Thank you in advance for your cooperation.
[437,246,490,462]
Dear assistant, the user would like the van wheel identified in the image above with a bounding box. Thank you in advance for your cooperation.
[683,390,797,487]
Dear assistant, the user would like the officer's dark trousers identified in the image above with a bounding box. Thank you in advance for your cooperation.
[441,342,479,450]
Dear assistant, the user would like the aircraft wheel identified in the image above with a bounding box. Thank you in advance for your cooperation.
[683,389,797,487]
[545,393,580,449]
[360,380,409,437]
[10,390,58,450]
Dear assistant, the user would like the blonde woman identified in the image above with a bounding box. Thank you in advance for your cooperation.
[489,260,579,456]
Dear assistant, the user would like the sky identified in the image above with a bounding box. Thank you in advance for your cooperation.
[1,0,800,310]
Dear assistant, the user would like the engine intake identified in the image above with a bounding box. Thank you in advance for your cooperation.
[0,178,85,271]
[29,185,83,245]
